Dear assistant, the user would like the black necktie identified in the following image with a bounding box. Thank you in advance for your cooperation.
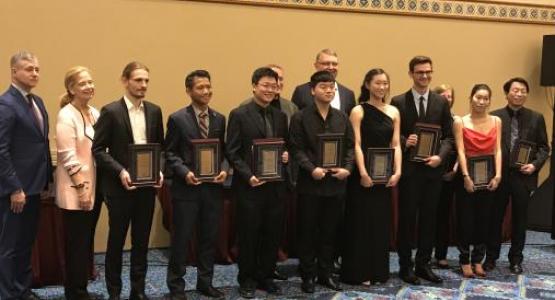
[418,96,426,121]
[510,110,519,149]
[263,109,273,138]
[26,94,44,134]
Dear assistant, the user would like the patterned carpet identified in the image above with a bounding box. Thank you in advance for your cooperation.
[35,231,555,299]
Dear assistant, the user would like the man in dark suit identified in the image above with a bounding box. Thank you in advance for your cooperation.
[226,67,289,298]
[291,49,355,116]
[485,77,550,274]
[391,56,453,285]
[92,62,164,300]
[164,70,228,299]
[0,51,53,300]
[240,64,297,281]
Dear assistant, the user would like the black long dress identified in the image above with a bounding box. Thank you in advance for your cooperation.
[341,102,393,284]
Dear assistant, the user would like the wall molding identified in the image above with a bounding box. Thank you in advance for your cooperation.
[181,0,555,25]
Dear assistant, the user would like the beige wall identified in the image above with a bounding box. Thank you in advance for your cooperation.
[1,0,553,252]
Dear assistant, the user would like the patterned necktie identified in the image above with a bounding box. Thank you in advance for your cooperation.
[198,111,208,138]
[418,96,426,121]
[510,110,519,150]
[26,94,44,135]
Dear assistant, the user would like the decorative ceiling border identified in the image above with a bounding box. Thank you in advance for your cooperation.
[181,0,555,25]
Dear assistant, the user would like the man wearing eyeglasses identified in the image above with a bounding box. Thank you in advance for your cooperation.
[227,67,289,298]
[391,56,453,285]
[291,49,355,116]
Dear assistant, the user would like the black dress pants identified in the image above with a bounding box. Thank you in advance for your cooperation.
[63,208,96,300]
[434,179,456,261]
[486,171,531,264]
[104,189,155,296]
[397,174,441,270]
[236,183,284,287]
[456,188,494,265]
[0,195,40,300]
[297,194,343,280]
[166,184,223,295]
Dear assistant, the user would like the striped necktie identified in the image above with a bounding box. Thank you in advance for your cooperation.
[199,111,208,138]
[27,94,44,135]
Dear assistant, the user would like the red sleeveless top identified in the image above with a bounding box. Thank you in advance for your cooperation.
[462,117,497,157]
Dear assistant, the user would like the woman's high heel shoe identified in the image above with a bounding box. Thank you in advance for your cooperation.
[473,264,486,278]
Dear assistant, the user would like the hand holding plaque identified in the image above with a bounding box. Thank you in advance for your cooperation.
[252,138,285,181]
[467,155,494,191]
[365,148,394,184]
[128,143,161,187]
[317,133,343,170]
[511,140,535,168]
[191,139,221,182]
[410,123,441,162]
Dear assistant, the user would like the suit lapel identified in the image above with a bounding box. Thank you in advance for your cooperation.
[9,87,43,137]
[405,90,418,124]
[118,98,134,142]
[424,93,435,123]
[247,101,266,137]
[144,102,152,143]
[500,109,511,153]
[207,109,219,138]
[186,105,202,139]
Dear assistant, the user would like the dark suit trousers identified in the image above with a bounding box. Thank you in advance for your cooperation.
[104,189,155,295]
[0,194,40,300]
[487,171,531,264]
[456,188,494,265]
[236,183,284,286]
[397,173,441,270]
[62,207,96,300]
[297,194,343,280]
[434,179,456,260]
[167,184,223,295]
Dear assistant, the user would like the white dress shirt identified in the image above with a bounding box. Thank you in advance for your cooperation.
[124,95,147,144]
[411,88,429,116]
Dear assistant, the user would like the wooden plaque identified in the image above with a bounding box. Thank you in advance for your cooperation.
[252,138,285,181]
[317,133,344,169]
[365,148,394,184]
[129,143,161,187]
[410,122,441,162]
[467,155,494,191]
[191,138,221,182]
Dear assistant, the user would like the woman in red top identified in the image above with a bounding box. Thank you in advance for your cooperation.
[453,84,502,278]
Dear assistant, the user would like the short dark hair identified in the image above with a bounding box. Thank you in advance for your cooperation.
[185,70,211,89]
[121,61,149,79]
[409,56,432,72]
[503,77,529,94]
[251,67,278,85]
[309,70,335,88]
[470,83,492,99]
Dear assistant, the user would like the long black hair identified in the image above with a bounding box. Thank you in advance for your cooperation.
[358,68,389,104]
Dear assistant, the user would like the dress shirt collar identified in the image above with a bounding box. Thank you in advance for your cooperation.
[310,102,335,121]
[411,88,429,102]
[124,95,144,111]
[11,83,30,100]
[506,105,522,118]
[192,104,209,117]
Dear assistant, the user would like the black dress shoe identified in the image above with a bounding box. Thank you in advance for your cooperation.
[197,285,223,298]
[272,269,288,280]
[238,285,255,299]
[415,266,443,283]
[317,276,342,291]
[509,263,523,274]
[301,278,315,293]
[21,291,41,300]
[483,260,496,272]
[258,279,282,295]
[129,292,149,300]
[399,269,421,285]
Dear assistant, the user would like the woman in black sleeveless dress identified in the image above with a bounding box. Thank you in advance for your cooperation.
[341,69,402,285]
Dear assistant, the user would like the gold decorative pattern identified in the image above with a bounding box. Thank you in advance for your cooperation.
[181,0,555,25]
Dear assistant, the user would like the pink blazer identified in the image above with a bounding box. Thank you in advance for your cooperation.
[55,104,99,210]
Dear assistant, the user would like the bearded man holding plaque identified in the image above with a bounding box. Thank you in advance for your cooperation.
[485,78,550,274]
[289,71,354,293]
[391,56,453,285]
[226,67,289,299]
[164,70,228,299]
[92,62,164,300]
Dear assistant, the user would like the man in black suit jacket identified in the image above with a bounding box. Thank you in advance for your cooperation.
[226,67,289,298]
[485,78,550,274]
[164,70,228,299]
[92,62,164,300]
[0,51,53,300]
[391,56,453,285]
[291,49,355,115]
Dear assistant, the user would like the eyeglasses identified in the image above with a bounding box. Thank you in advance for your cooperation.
[413,70,433,77]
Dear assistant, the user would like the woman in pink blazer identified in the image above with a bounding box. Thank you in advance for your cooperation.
[55,66,99,300]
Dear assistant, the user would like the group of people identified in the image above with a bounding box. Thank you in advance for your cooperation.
[0,49,549,300]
